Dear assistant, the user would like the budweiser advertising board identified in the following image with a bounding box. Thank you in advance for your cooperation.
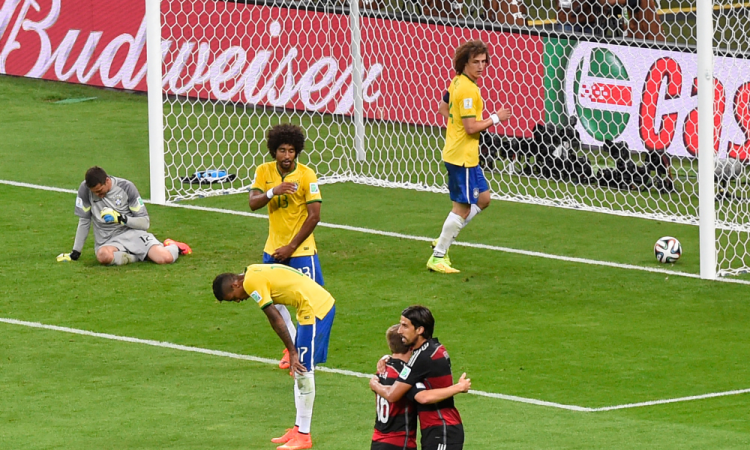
[0,0,543,134]
[564,42,750,160]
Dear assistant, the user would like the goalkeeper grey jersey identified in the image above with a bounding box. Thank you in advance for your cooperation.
[75,177,149,247]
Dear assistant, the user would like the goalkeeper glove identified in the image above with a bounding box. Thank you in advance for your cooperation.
[56,250,80,262]
[100,208,127,224]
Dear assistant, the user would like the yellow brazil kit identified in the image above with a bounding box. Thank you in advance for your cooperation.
[251,161,323,258]
[243,264,335,325]
[443,74,484,168]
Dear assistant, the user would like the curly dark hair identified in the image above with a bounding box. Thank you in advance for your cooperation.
[267,124,305,159]
[453,40,490,75]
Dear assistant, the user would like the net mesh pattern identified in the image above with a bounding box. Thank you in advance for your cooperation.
[160,0,750,275]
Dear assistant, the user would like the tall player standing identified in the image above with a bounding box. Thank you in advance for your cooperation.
[250,124,324,369]
[427,40,511,273]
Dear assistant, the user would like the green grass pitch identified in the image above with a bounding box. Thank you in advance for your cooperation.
[1,74,750,449]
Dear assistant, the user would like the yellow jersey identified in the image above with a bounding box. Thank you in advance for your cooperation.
[443,74,484,167]
[251,161,322,257]
[243,264,335,325]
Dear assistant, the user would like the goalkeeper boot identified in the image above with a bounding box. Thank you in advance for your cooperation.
[431,239,451,266]
[163,238,192,255]
[278,432,312,450]
[426,255,460,274]
[271,426,299,444]
[279,348,291,370]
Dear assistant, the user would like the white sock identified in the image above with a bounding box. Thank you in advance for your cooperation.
[463,204,483,227]
[433,212,464,258]
[275,305,296,342]
[294,372,315,434]
[293,377,302,428]
[111,251,133,266]
[166,244,180,263]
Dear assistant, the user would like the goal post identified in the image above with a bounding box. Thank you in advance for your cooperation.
[697,0,716,280]
[147,0,750,278]
[146,0,166,206]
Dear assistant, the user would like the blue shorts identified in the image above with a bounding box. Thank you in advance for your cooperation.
[295,305,336,371]
[263,252,324,286]
[445,162,489,204]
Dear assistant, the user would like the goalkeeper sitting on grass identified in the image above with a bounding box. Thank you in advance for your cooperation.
[57,166,191,266]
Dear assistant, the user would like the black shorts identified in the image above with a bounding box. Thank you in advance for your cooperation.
[421,424,464,450]
[371,441,416,450]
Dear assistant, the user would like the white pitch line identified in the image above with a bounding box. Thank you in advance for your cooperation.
[3,180,750,409]
[168,203,750,286]
[0,317,585,411]
[2,178,750,285]
[3,317,749,412]
[589,388,750,412]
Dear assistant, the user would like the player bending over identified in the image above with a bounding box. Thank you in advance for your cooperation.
[213,264,336,450]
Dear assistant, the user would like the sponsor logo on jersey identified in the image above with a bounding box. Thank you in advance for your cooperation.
[463,98,473,109]
[75,197,83,208]
[398,366,412,380]
[250,291,262,303]
[309,183,319,194]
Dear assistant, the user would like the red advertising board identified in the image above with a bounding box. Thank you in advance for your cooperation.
[0,0,544,134]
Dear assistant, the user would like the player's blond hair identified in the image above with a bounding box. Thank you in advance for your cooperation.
[386,324,410,354]
[453,40,490,75]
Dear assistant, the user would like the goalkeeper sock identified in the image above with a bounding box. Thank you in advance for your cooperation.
[275,304,297,342]
[111,252,133,266]
[433,212,464,258]
[462,204,483,228]
[165,244,180,263]
[294,372,315,434]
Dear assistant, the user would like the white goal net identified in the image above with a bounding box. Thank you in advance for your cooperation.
[158,0,750,276]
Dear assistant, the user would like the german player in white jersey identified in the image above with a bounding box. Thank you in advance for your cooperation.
[57,166,191,265]
[428,40,511,273]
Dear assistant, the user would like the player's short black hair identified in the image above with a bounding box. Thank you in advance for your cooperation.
[387,324,411,354]
[212,273,235,301]
[267,124,305,159]
[401,305,435,340]
[85,166,108,188]
[453,40,490,75]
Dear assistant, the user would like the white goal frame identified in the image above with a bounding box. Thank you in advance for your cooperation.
[145,0,731,280]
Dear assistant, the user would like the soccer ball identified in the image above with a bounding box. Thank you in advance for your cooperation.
[654,236,682,263]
